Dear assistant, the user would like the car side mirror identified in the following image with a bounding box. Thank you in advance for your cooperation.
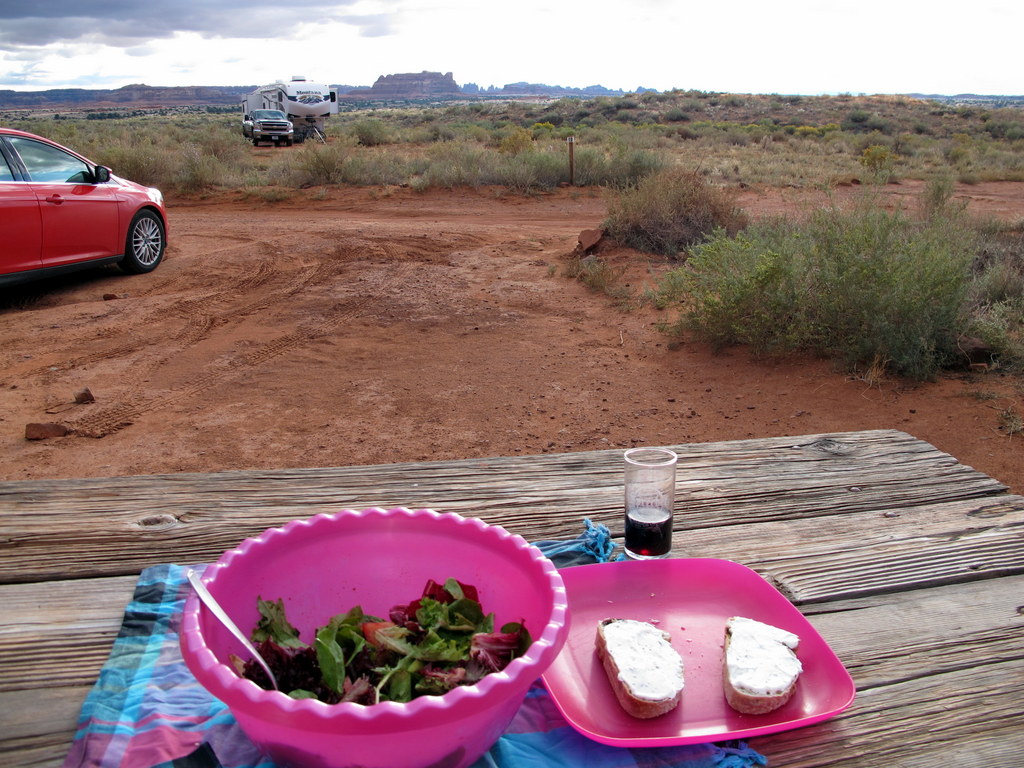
[93,166,111,184]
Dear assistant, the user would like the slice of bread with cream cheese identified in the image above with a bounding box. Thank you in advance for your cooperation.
[723,616,802,714]
[595,618,684,719]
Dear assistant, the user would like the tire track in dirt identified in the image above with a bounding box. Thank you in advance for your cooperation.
[117,259,338,390]
[22,239,273,378]
[65,257,419,438]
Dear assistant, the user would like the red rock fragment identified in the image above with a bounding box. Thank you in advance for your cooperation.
[25,422,72,440]
[577,228,604,253]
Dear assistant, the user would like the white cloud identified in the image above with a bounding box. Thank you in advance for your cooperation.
[0,1,1020,95]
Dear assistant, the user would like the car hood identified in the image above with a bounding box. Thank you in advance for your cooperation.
[111,173,164,205]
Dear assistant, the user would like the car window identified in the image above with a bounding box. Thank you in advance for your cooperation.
[8,136,94,183]
[0,150,14,181]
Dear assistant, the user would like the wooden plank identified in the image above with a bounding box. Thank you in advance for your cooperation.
[755,659,1024,768]
[801,575,1024,686]
[679,496,1024,602]
[747,576,1024,767]
[0,430,1009,584]
[0,576,132,692]
[0,686,90,768]
[0,430,1019,767]
[2,577,1021,768]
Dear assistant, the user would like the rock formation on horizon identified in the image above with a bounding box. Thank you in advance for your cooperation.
[348,71,463,99]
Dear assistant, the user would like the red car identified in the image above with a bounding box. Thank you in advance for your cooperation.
[0,127,167,287]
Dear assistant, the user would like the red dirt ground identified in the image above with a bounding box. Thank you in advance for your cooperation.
[1,180,1022,493]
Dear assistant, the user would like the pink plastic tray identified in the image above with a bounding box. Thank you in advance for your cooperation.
[540,558,856,746]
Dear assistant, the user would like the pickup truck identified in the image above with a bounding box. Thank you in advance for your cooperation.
[242,109,294,147]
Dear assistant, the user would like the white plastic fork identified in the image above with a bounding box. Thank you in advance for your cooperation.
[186,568,279,691]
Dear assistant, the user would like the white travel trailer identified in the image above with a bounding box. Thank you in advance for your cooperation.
[241,76,339,142]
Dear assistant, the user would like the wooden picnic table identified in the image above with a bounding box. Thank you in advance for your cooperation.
[1,428,1022,767]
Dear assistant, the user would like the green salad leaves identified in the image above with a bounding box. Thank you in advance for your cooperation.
[232,578,531,705]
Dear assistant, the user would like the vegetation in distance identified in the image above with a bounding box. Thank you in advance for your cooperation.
[3,90,1023,196]
[636,173,1023,383]
[4,91,1022,393]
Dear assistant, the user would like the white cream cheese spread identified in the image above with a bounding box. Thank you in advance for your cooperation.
[725,616,802,695]
[601,619,684,702]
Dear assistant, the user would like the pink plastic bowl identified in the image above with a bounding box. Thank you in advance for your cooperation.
[180,507,569,768]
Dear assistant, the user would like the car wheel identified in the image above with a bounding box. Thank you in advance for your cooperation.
[120,210,166,274]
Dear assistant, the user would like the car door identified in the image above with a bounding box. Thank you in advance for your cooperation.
[0,142,43,274]
[7,135,121,267]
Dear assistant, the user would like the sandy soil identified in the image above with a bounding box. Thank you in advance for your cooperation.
[2,180,1022,493]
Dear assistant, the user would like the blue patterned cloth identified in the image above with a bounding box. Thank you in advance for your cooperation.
[63,520,766,768]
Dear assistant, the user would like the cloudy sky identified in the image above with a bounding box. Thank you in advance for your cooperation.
[0,1,1020,95]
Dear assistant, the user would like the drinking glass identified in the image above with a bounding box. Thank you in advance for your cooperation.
[623,447,678,559]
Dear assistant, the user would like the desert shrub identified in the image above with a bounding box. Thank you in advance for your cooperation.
[965,230,1024,369]
[863,115,893,134]
[967,297,1024,371]
[194,124,249,164]
[568,146,611,186]
[351,119,394,146]
[484,147,567,192]
[174,143,231,194]
[842,110,870,129]
[289,143,352,186]
[656,194,979,379]
[93,139,175,188]
[984,121,1024,141]
[344,150,412,186]
[722,128,751,146]
[564,255,631,304]
[604,168,747,256]
[518,148,568,189]
[419,141,493,187]
[600,148,667,188]
[918,175,965,220]
[971,257,1024,305]
[860,145,896,182]
[664,108,691,123]
[498,127,534,155]
[531,121,557,138]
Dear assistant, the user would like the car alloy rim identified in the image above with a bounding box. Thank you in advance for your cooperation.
[133,217,163,266]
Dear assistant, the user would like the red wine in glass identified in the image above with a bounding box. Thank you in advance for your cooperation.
[625,507,672,558]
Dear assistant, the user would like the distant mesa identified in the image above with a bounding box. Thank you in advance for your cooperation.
[0,71,641,109]
[346,71,462,99]
[0,83,251,109]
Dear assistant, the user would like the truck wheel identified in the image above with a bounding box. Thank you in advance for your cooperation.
[252,137,260,146]
[120,210,166,274]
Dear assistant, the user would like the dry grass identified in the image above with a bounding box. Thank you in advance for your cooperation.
[5,91,1022,195]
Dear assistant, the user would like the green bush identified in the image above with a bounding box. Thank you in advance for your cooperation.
[965,229,1024,369]
[289,143,353,186]
[656,195,979,379]
[345,150,412,186]
[94,139,174,188]
[967,297,1024,371]
[602,149,667,187]
[420,142,493,187]
[564,255,631,305]
[498,127,534,155]
[174,143,231,194]
[859,145,896,182]
[604,168,747,256]
[351,119,394,147]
